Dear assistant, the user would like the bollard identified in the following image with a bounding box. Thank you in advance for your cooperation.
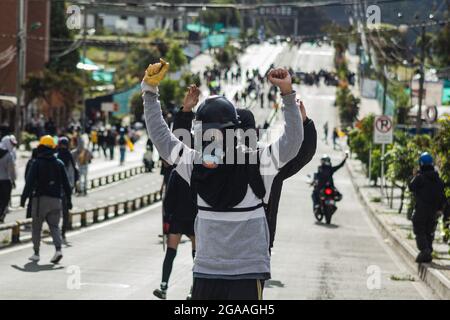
[80,211,87,227]
[12,224,20,244]
[104,206,110,220]
[68,212,73,230]
[131,199,137,211]
[93,208,99,223]
[114,203,119,217]
[123,201,129,214]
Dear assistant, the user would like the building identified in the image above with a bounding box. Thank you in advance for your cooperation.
[0,0,50,133]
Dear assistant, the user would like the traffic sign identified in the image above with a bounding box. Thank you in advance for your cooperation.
[374,115,393,144]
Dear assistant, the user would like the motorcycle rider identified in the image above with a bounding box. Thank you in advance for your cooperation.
[142,59,303,300]
[408,152,446,263]
[312,153,348,211]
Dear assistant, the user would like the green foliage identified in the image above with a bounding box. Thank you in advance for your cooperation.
[23,69,84,108]
[159,79,184,110]
[129,92,143,122]
[433,119,450,198]
[430,23,450,69]
[166,42,188,72]
[336,87,360,127]
[47,1,80,72]
[348,114,381,183]
[215,43,238,67]
[20,131,38,151]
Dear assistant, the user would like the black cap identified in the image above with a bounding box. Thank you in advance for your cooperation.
[236,109,256,130]
[195,95,238,131]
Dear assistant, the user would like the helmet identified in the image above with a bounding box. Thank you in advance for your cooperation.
[39,135,56,149]
[195,95,238,131]
[419,152,433,166]
[321,154,331,165]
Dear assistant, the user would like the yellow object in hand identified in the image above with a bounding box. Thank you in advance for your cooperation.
[143,58,170,87]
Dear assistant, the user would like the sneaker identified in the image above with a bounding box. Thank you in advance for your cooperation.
[415,251,432,263]
[186,286,193,300]
[153,288,167,300]
[50,251,63,264]
[29,254,40,262]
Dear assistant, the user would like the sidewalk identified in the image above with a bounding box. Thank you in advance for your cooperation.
[346,156,450,299]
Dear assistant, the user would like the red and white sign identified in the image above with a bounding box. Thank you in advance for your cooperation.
[374,115,393,144]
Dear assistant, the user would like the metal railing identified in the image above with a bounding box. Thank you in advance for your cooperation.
[1,190,162,247]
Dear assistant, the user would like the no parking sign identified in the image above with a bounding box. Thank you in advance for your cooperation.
[374,115,393,144]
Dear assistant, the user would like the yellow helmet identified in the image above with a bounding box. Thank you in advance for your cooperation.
[39,135,56,149]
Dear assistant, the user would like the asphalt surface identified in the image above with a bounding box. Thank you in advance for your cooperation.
[0,43,438,299]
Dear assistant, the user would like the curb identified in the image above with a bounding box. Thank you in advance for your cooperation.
[345,161,450,300]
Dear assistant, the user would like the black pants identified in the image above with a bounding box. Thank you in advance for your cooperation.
[412,214,437,253]
[0,180,12,221]
[61,197,69,238]
[192,278,263,300]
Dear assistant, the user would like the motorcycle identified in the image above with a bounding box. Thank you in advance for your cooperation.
[315,182,342,224]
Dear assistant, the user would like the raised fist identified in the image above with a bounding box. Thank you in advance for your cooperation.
[268,68,293,95]
[143,58,170,87]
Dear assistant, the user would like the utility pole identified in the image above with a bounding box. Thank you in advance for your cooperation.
[415,25,426,134]
[15,0,26,142]
[81,4,88,134]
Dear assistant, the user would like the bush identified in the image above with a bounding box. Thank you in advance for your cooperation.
[21,131,38,151]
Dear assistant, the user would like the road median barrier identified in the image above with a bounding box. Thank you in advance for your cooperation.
[0,189,162,248]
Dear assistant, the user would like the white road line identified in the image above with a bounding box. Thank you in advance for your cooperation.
[0,202,162,257]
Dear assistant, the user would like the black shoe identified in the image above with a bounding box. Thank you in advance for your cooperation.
[153,288,166,300]
[415,251,432,263]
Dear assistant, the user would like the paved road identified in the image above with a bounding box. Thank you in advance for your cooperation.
[0,43,437,299]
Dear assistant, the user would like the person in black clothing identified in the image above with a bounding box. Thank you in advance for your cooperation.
[409,152,446,263]
[56,137,77,241]
[266,101,317,249]
[153,85,199,300]
[312,153,348,210]
[20,135,72,264]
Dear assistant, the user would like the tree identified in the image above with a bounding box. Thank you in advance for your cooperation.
[336,86,360,127]
[166,42,188,72]
[159,79,184,111]
[47,1,80,72]
[129,92,143,122]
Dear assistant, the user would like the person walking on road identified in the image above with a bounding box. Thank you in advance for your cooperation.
[106,128,116,160]
[56,137,77,241]
[0,136,17,223]
[409,152,446,263]
[323,121,329,144]
[332,127,339,150]
[20,135,72,264]
[73,140,92,196]
[118,128,127,166]
[142,59,303,300]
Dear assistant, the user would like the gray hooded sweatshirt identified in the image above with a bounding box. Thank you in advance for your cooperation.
[143,86,303,280]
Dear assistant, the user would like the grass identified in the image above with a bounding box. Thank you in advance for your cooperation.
[371,197,382,203]
[390,274,415,282]
[406,232,414,240]
[1,235,10,245]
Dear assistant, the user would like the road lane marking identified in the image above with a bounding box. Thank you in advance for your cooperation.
[0,202,162,257]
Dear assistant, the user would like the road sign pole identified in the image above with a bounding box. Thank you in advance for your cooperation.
[368,142,372,184]
[381,143,385,197]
